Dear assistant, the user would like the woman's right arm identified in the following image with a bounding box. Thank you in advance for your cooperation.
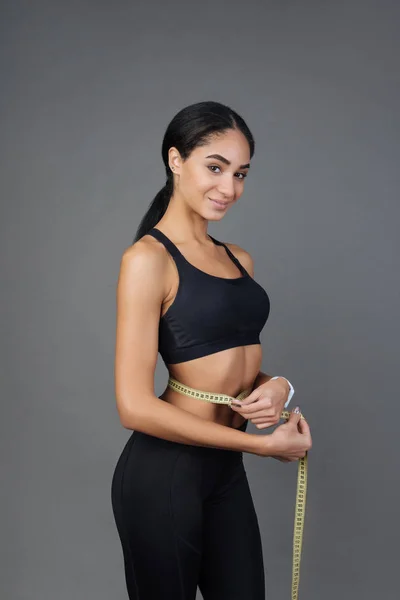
[114,238,274,456]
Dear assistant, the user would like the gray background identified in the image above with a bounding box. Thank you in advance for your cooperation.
[1,0,399,598]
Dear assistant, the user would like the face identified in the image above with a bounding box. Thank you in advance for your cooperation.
[168,128,251,220]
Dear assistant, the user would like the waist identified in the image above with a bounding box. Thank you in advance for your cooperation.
[167,376,252,407]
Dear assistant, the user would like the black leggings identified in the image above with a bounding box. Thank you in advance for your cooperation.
[110,419,265,599]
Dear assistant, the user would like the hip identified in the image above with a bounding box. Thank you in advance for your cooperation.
[111,419,249,508]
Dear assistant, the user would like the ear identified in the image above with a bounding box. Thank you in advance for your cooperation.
[168,147,182,174]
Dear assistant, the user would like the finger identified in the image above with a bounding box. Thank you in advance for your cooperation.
[230,402,241,409]
[252,418,276,426]
[272,456,290,462]
[288,406,302,426]
[248,409,276,420]
[236,398,276,415]
[298,417,311,435]
[253,415,280,426]
[237,391,264,406]
[230,402,256,414]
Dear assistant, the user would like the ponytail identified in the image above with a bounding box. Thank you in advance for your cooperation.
[133,173,173,243]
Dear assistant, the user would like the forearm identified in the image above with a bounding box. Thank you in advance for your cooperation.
[119,394,273,456]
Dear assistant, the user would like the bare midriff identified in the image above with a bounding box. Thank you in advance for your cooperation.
[159,344,262,429]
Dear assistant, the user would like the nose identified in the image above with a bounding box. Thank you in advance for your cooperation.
[217,174,236,200]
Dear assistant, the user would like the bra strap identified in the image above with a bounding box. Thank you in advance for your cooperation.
[147,228,182,259]
[208,234,249,277]
[149,228,249,277]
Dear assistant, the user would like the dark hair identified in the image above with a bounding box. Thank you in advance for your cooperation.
[133,101,255,243]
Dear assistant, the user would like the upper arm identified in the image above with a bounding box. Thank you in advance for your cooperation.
[225,242,255,278]
[114,238,168,425]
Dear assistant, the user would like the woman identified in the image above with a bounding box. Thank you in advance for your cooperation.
[111,100,312,600]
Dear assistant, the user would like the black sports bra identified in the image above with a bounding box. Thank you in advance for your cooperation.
[148,227,271,364]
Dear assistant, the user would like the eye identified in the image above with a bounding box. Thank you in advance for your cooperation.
[208,165,248,180]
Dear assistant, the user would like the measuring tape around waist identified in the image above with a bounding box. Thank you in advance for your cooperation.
[168,376,308,600]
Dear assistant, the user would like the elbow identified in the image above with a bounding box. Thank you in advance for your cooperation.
[120,407,143,430]
[115,396,140,429]
[115,393,155,430]
[119,412,134,430]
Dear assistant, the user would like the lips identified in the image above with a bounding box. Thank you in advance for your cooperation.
[209,198,229,207]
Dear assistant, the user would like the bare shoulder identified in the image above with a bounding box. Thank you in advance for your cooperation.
[224,241,255,277]
[118,233,170,292]
[120,233,169,271]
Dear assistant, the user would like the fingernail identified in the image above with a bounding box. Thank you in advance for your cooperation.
[294,406,301,414]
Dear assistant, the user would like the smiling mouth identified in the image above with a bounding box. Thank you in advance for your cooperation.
[209,198,229,207]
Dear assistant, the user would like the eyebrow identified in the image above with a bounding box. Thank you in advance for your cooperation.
[205,154,250,169]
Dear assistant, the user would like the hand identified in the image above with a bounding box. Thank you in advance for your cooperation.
[256,407,312,459]
[230,378,290,429]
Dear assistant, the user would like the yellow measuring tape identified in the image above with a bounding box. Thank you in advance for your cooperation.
[168,376,308,600]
